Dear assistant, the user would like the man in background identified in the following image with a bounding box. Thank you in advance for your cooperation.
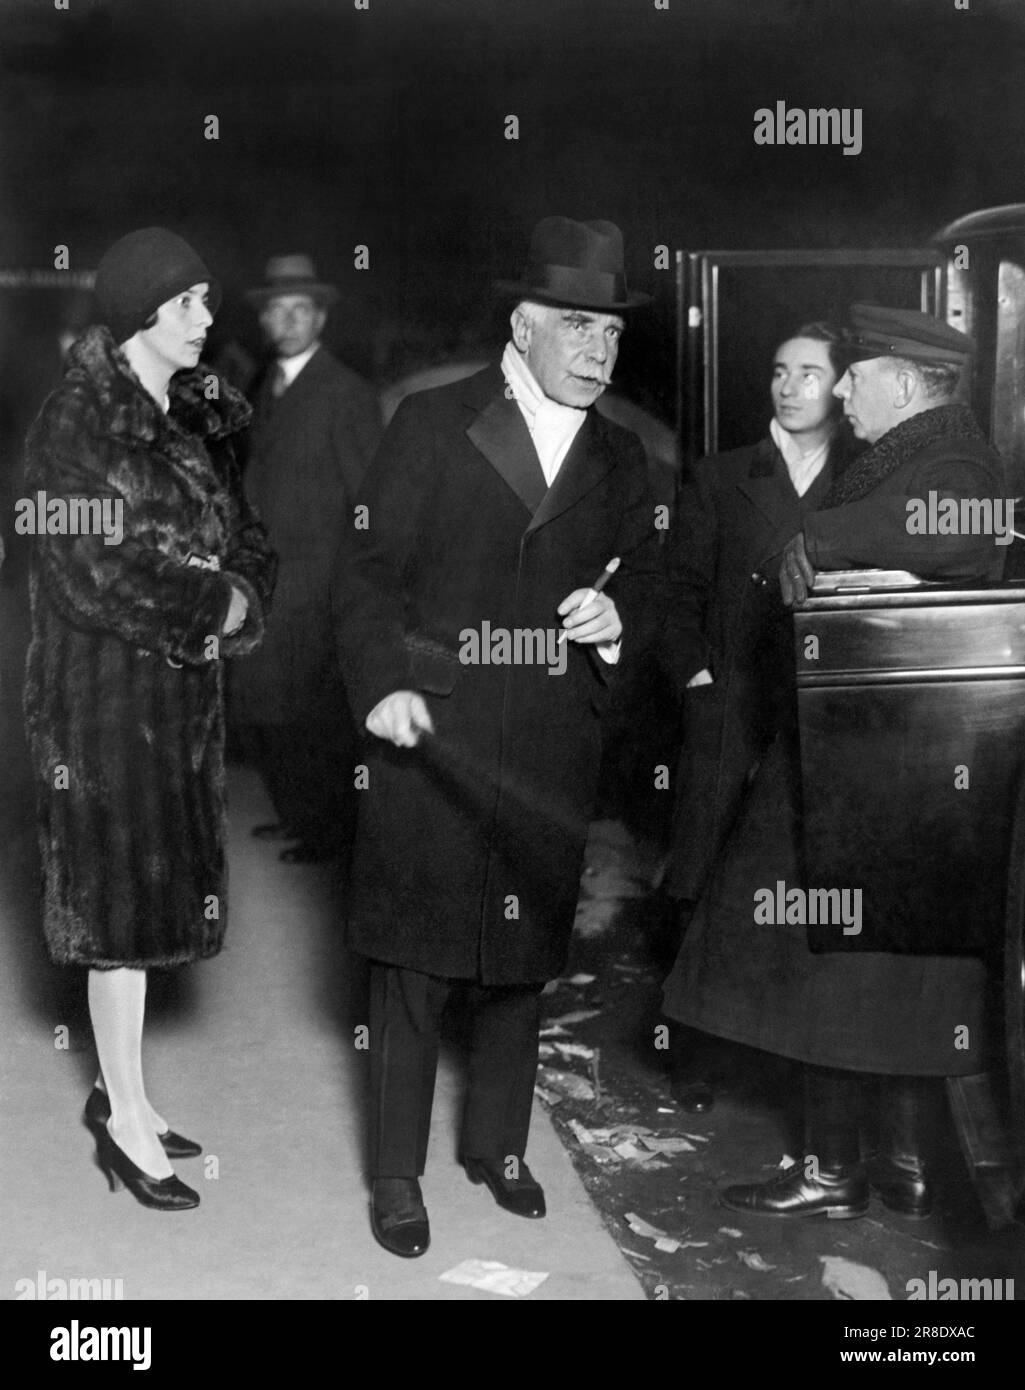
[233,254,382,864]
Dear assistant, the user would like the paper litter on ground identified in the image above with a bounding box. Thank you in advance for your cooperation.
[548,1041,595,1060]
[640,1134,696,1155]
[624,1212,670,1241]
[439,1259,549,1298]
[737,1250,776,1272]
[535,1066,595,1101]
[545,1009,602,1027]
[820,1256,892,1301]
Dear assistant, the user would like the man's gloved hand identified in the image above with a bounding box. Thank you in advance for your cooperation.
[779,532,816,607]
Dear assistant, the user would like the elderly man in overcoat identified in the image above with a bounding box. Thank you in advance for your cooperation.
[333,217,660,1256]
[233,255,381,863]
[663,305,1007,1220]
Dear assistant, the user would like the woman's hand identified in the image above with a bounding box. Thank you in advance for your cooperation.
[222,585,248,636]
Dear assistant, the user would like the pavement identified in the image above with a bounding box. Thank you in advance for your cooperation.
[0,732,644,1302]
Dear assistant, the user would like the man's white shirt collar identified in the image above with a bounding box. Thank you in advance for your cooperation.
[276,341,320,389]
[770,417,829,498]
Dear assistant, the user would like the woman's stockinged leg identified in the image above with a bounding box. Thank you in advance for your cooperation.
[88,967,173,1179]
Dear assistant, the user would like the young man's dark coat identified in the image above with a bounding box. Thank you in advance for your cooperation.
[660,429,859,902]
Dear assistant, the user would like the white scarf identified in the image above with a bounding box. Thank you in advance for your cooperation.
[502,342,587,485]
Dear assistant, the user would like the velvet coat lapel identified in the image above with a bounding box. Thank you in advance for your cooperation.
[462,364,622,531]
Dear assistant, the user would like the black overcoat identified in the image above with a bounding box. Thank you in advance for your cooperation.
[232,346,381,725]
[660,432,856,901]
[662,404,1006,1073]
[333,364,662,985]
[23,326,276,969]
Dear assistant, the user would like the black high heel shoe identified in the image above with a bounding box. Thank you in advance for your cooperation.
[84,1087,202,1160]
[94,1125,200,1211]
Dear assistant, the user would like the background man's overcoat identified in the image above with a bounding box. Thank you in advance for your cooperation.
[662,402,1006,1074]
[23,325,276,969]
[232,345,381,725]
[334,364,662,985]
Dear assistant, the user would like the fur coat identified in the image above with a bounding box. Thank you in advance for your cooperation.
[23,325,276,968]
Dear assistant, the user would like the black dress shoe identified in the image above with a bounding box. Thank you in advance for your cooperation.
[279,841,337,864]
[371,1179,430,1258]
[464,1157,546,1218]
[867,1156,933,1218]
[720,1160,870,1219]
[671,1079,715,1114]
[84,1088,202,1160]
[251,822,297,841]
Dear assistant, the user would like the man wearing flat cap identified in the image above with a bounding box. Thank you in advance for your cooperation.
[333,217,660,1256]
[663,304,1007,1221]
[779,303,1004,603]
[233,255,381,864]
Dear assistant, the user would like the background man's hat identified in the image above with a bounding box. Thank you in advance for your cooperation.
[845,303,975,366]
[246,254,337,308]
[495,216,650,311]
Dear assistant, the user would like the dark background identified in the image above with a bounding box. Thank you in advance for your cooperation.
[2,0,1024,440]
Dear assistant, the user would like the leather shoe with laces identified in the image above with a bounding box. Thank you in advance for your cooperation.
[720,1159,870,1219]
[464,1157,546,1218]
[371,1179,430,1258]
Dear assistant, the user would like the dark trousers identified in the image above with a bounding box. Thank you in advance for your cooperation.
[255,721,354,849]
[368,962,543,1178]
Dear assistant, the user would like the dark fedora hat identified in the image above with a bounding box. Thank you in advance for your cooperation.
[245,253,338,308]
[495,217,650,311]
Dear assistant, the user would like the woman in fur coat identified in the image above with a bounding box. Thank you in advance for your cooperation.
[23,228,275,1210]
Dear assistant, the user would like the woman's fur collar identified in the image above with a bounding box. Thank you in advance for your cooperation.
[65,324,251,444]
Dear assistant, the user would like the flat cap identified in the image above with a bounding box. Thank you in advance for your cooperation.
[845,303,975,366]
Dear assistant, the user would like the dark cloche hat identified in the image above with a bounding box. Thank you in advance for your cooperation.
[245,254,338,308]
[495,216,650,311]
[845,304,976,366]
[94,227,220,345]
